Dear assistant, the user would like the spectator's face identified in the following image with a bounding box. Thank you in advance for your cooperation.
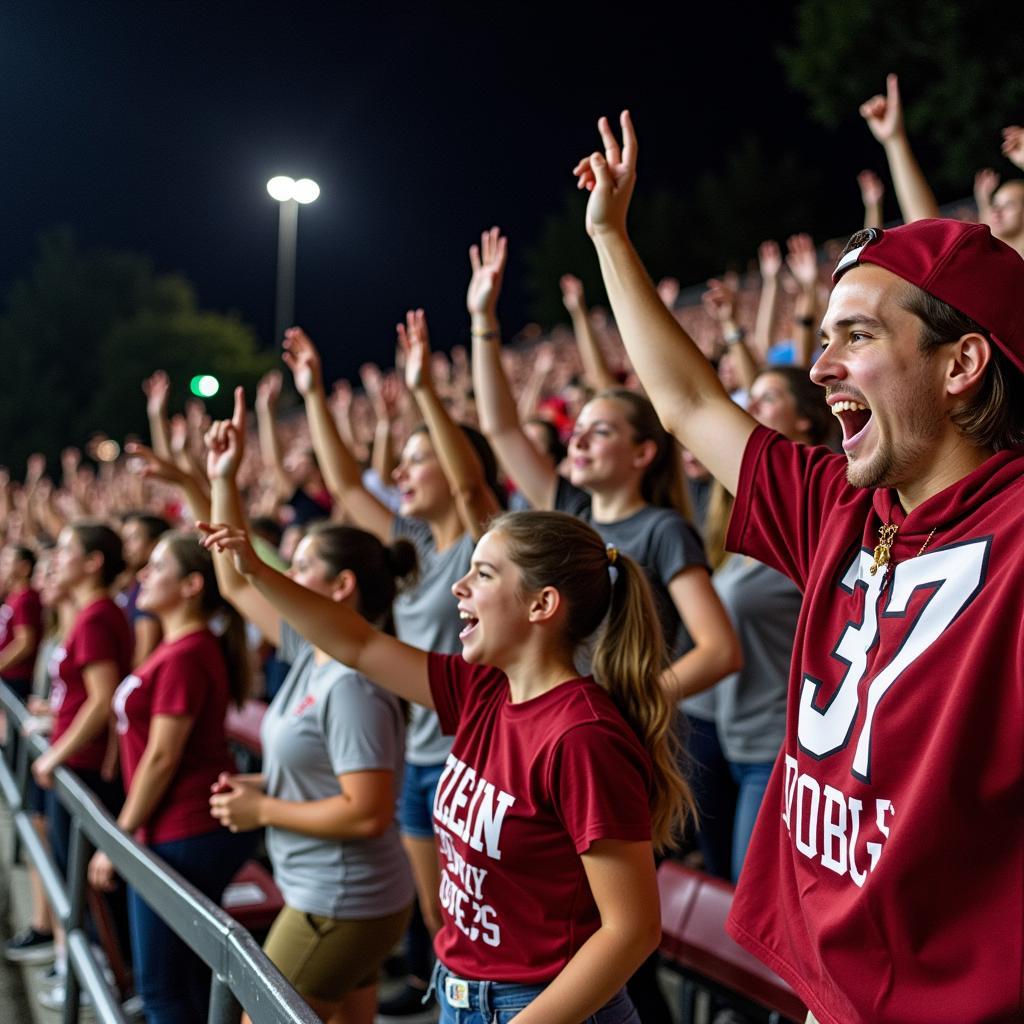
[568,398,652,495]
[287,536,338,597]
[122,520,157,573]
[989,182,1024,241]
[392,431,452,520]
[137,540,187,615]
[680,448,710,482]
[747,373,812,443]
[811,264,946,490]
[54,528,90,590]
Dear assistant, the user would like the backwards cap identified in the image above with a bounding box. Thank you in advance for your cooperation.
[833,219,1024,375]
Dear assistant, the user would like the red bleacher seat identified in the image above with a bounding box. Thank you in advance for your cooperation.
[658,860,807,1021]
[222,859,283,933]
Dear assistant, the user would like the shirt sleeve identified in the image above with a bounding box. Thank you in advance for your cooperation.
[650,514,709,584]
[149,649,208,719]
[320,675,402,776]
[550,721,653,853]
[428,652,500,736]
[277,619,309,665]
[554,476,592,518]
[11,591,41,630]
[726,426,852,589]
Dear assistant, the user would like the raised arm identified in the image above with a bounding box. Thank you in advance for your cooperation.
[751,242,781,362]
[399,309,500,540]
[858,169,886,230]
[973,168,1000,225]
[201,520,432,707]
[784,233,822,369]
[1002,125,1024,170]
[703,277,759,393]
[574,112,756,495]
[360,363,400,485]
[253,370,294,502]
[125,442,211,524]
[469,228,560,509]
[560,274,618,392]
[203,389,282,646]
[859,74,940,223]
[282,328,394,540]
[142,371,173,461]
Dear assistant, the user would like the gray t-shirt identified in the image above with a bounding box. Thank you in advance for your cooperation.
[710,555,798,763]
[391,517,474,766]
[554,478,716,719]
[260,622,414,919]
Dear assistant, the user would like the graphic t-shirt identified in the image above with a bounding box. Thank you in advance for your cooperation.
[0,586,43,682]
[113,629,234,844]
[428,653,653,983]
[725,425,1024,1024]
[52,597,134,772]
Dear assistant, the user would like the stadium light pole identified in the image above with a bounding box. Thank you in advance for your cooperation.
[266,175,320,342]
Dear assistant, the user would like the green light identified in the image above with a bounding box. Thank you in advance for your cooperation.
[190,374,220,398]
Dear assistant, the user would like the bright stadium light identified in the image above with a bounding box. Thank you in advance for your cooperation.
[190,374,220,398]
[266,173,321,340]
[293,178,320,204]
[267,175,296,201]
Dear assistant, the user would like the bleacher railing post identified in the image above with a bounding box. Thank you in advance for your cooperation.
[209,971,242,1024]
[63,815,92,1024]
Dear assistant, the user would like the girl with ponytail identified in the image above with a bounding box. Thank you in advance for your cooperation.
[203,425,694,1024]
[86,530,253,1024]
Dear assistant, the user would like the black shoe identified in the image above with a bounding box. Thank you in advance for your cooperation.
[4,926,55,964]
[378,979,434,1016]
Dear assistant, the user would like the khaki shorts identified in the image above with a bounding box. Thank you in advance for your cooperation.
[263,903,412,1001]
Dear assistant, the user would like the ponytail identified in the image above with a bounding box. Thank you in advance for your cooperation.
[591,554,694,851]
[491,510,695,852]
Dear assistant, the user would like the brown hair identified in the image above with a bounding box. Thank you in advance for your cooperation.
[70,520,126,587]
[897,284,1024,451]
[490,510,694,850]
[593,388,693,522]
[305,523,417,630]
[162,531,250,708]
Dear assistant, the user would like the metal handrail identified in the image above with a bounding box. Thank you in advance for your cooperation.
[0,682,320,1024]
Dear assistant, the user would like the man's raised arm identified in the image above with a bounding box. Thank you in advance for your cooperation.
[574,111,756,495]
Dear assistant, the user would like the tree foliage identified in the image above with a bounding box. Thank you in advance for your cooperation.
[779,0,1024,189]
[0,228,273,472]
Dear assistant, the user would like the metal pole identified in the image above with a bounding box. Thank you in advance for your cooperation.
[63,818,88,1024]
[274,198,299,343]
[208,972,242,1024]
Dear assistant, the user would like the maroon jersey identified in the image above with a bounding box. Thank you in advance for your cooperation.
[113,629,233,844]
[51,597,134,773]
[428,652,652,983]
[0,585,43,682]
[725,426,1024,1024]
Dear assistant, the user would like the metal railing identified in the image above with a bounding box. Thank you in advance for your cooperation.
[0,682,320,1024]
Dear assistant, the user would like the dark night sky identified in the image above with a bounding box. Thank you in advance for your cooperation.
[2,1,844,382]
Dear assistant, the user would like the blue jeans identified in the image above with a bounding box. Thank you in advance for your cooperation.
[431,961,639,1024]
[128,828,252,1024]
[728,760,774,884]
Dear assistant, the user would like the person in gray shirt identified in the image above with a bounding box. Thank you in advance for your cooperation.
[206,407,419,1024]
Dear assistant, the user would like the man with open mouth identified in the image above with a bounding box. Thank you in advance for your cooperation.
[575,109,1024,1024]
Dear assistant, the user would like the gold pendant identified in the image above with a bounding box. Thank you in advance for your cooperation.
[869,523,898,576]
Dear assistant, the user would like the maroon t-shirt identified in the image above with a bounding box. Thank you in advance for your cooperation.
[51,597,134,773]
[428,652,652,984]
[0,586,43,682]
[113,629,234,845]
[725,426,1024,1024]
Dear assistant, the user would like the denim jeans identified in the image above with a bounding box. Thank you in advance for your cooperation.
[128,827,252,1024]
[431,961,640,1024]
[727,760,774,884]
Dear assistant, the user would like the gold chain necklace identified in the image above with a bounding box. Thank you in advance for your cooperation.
[868,523,938,577]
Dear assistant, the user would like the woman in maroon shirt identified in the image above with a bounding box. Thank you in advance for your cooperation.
[88,531,250,1024]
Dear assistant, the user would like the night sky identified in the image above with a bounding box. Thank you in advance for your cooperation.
[3,2,846,383]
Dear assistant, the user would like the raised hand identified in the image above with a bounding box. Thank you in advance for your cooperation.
[858,169,885,207]
[203,387,247,481]
[282,327,324,397]
[124,441,186,485]
[656,277,681,309]
[974,168,1000,218]
[397,309,431,392]
[758,241,783,282]
[467,227,508,318]
[25,453,46,487]
[860,74,904,145]
[702,278,737,324]
[255,369,282,413]
[198,522,262,580]
[785,234,819,292]
[560,273,586,315]
[1001,126,1024,170]
[142,370,170,416]
[573,110,638,238]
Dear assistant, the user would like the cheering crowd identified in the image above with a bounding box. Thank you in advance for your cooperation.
[1,77,1023,1024]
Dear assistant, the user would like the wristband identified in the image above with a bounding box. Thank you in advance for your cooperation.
[471,329,500,340]
[723,327,745,345]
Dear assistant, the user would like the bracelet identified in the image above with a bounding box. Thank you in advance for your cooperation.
[471,329,500,340]
[723,327,745,345]
[797,315,815,327]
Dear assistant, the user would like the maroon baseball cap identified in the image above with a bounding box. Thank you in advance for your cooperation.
[832,219,1024,375]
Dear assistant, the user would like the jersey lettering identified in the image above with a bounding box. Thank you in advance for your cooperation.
[798,540,989,781]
